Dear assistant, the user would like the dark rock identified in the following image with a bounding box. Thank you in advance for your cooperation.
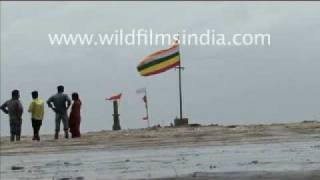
[192,172,197,177]
[11,166,24,170]
[251,160,258,164]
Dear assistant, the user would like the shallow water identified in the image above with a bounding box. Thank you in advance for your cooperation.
[1,140,320,180]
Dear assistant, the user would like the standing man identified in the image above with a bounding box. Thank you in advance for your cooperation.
[0,90,23,142]
[28,91,44,141]
[47,85,71,139]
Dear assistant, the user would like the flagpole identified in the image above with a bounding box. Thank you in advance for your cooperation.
[145,89,150,128]
[178,64,183,121]
[177,39,183,121]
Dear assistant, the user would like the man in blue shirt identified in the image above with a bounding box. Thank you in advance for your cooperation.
[47,85,71,139]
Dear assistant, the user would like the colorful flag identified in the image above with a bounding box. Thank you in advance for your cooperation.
[106,93,122,101]
[136,87,146,94]
[137,43,180,76]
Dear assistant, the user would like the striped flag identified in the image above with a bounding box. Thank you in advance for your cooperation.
[137,42,180,76]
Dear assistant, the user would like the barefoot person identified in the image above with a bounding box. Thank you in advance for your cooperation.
[28,91,44,141]
[69,92,82,138]
[47,85,71,139]
[0,90,23,142]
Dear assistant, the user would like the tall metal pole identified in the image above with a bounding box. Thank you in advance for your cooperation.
[178,65,183,121]
[177,38,183,121]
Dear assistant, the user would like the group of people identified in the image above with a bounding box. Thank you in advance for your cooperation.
[0,85,82,142]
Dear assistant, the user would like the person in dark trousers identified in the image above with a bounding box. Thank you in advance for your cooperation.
[69,92,82,138]
[28,91,44,141]
[0,90,23,142]
[47,85,71,139]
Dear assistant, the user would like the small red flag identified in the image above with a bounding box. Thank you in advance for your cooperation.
[142,116,148,120]
[106,93,122,101]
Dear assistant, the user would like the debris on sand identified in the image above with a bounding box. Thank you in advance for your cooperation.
[302,120,319,123]
[189,124,201,127]
[227,125,237,128]
[56,177,84,180]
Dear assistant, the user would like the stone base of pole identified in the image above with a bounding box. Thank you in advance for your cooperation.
[112,101,121,131]
[112,114,121,130]
[174,117,189,127]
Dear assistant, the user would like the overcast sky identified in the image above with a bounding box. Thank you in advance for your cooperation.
[1,2,320,136]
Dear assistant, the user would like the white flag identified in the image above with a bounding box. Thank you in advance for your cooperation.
[136,87,146,94]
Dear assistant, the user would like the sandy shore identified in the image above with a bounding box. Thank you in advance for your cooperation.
[1,121,320,156]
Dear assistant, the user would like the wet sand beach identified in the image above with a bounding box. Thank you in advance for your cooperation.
[147,170,320,180]
[1,121,320,155]
[1,121,320,179]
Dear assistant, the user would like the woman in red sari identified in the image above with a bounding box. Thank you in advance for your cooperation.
[69,93,81,138]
